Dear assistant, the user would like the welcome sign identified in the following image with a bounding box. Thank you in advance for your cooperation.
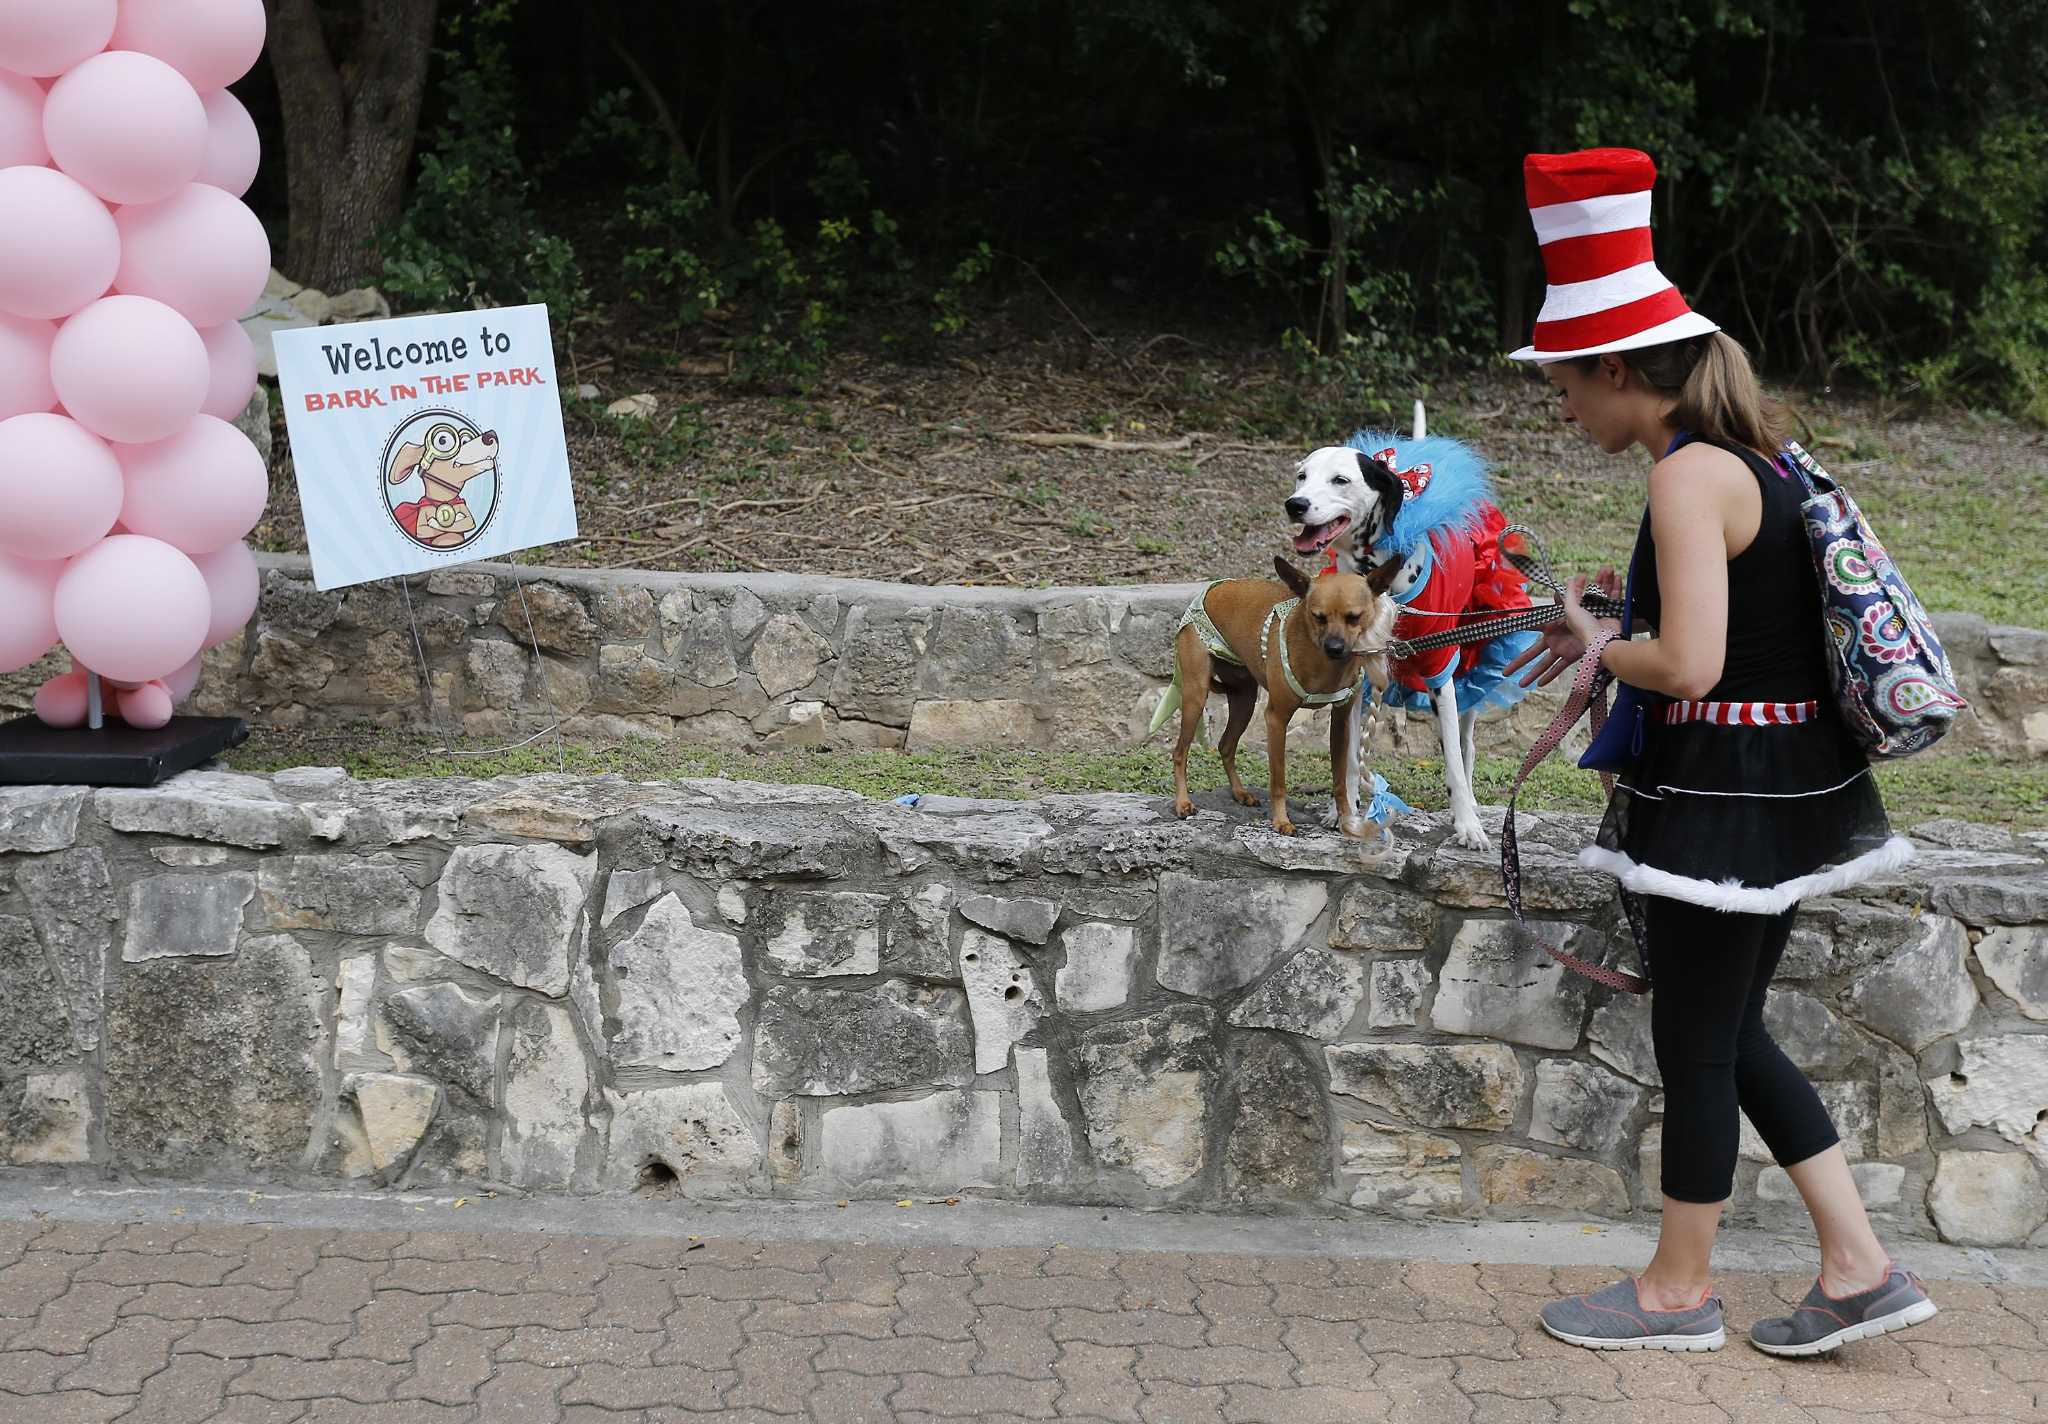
[273,304,578,591]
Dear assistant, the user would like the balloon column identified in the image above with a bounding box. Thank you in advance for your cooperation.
[0,1,268,732]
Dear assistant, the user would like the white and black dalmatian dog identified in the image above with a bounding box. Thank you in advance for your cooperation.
[1284,406,1496,851]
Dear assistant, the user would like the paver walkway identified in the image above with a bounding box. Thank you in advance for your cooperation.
[0,1197,2042,1423]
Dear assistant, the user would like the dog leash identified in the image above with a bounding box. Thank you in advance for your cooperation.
[1498,629,1650,995]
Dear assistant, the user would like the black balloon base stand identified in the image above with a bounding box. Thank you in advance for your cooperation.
[0,674,247,788]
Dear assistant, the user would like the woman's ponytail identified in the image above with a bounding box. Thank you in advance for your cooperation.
[1574,331,1787,454]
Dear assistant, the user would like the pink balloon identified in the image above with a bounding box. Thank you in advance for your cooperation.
[0,412,123,560]
[112,0,265,92]
[116,680,174,728]
[196,87,258,196]
[0,1,116,79]
[0,166,122,321]
[44,51,204,204]
[34,668,90,728]
[163,652,203,701]
[198,319,258,420]
[54,534,209,683]
[191,539,258,648]
[0,313,57,420]
[115,183,270,327]
[0,553,61,673]
[115,414,267,555]
[51,295,208,443]
[0,70,48,167]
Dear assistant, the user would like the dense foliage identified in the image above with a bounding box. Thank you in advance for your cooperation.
[251,0,2048,413]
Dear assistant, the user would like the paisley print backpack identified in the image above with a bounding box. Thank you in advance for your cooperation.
[1779,440,1966,757]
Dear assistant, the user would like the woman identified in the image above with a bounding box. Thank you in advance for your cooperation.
[1502,148,1934,1356]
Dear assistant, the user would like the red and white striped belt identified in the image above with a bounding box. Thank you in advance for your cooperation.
[1662,699,1820,727]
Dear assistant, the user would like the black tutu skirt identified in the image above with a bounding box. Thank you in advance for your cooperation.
[1581,712,1911,914]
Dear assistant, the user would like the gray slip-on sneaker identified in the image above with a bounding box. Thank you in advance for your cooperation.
[1748,1264,1937,1357]
[1539,1277,1726,1352]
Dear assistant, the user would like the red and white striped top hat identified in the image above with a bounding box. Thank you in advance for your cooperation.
[1507,147,1718,362]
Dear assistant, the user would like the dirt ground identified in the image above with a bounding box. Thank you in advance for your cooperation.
[252,314,2048,626]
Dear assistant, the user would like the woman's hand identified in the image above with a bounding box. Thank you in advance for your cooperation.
[1504,567,1620,689]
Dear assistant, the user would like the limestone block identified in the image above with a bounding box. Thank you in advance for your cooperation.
[1014,1047,1074,1186]
[1072,1006,1218,1189]
[1933,876,2048,926]
[14,850,112,1051]
[501,1000,589,1190]
[657,589,740,692]
[255,854,420,934]
[1223,1037,1331,1202]
[1927,1034,2048,1157]
[1763,989,1865,1076]
[105,935,324,1174]
[829,603,932,725]
[907,699,1050,751]
[1325,1042,1522,1131]
[763,891,887,977]
[0,916,76,1071]
[818,1090,1001,1191]
[960,893,1060,946]
[378,983,501,1108]
[1343,1122,1463,1211]
[0,786,87,852]
[1976,927,2048,1020]
[344,1073,439,1178]
[885,884,958,980]
[1156,873,1326,998]
[496,582,596,655]
[1473,1146,1630,1216]
[959,929,1044,1075]
[1756,1162,1903,1209]
[1229,945,1367,1039]
[1365,957,1430,1030]
[1054,922,1139,1013]
[1843,915,1977,1052]
[1329,882,1438,953]
[605,1083,759,1196]
[1588,992,1660,1087]
[334,955,382,1071]
[424,843,595,997]
[605,894,746,1072]
[1,1069,92,1165]
[1432,918,1602,1050]
[600,867,666,928]
[98,772,303,848]
[1929,1151,2048,1246]
[1529,1059,1643,1156]
[752,982,974,1097]
[751,614,833,697]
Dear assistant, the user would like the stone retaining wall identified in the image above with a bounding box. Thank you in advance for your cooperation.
[5,556,2041,758]
[3,771,2045,1245]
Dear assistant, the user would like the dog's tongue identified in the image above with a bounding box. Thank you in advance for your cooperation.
[1293,528,1325,553]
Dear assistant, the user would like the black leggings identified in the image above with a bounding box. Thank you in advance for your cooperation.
[1647,896,1841,1204]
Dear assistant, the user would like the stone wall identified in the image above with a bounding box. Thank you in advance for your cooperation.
[5,556,2041,758]
[3,770,2045,1245]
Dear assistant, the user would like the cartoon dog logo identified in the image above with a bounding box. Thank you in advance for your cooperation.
[382,409,501,551]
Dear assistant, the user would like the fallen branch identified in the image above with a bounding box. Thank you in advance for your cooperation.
[996,432,1193,452]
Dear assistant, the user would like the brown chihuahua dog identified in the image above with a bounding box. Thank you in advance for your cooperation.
[1159,557,1396,836]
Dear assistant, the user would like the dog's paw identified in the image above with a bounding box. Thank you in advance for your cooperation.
[1232,788,1261,808]
[1320,803,1342,829]
[1172,796,1197,820]
[1272,817,1296,837]
[1451,813,1492,852]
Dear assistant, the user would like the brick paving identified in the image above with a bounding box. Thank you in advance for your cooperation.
[0,1213,2042,1423]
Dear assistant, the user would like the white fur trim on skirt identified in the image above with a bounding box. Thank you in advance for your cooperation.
[1576,836,1917,915]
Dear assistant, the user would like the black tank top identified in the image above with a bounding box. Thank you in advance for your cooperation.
[1631,436,1829,704]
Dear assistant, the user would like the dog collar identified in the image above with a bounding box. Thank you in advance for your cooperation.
[1261,599,1365,707]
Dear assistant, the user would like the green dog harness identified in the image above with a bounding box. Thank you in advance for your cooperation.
[1261,597,1366,707]
[1175,585,1364,706]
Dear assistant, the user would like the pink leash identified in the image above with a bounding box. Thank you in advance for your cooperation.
[1499,631,1650,994]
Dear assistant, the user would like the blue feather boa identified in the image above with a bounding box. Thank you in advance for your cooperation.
[1342,431,1497,562]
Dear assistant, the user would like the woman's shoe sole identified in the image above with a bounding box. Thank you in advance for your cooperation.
[1748,1299,1938,1357]
[1540,1321,1726,1352]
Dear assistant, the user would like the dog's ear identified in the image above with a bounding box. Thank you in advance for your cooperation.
[1354,449,1405,542]
[390,442,425,484]
[1272,554,1312,597]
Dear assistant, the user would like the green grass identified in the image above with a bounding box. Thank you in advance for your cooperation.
[227,734,2048,831]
